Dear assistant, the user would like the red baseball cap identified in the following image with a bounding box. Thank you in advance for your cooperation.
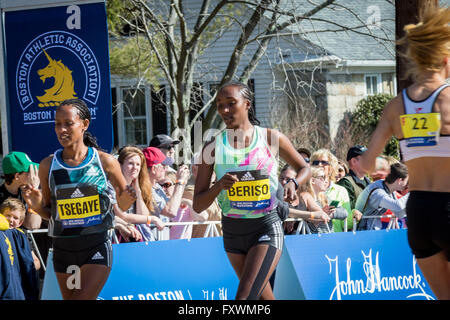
[142,147,174,167]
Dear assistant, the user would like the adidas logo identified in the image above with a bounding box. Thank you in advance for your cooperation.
[91,251,104,260]
[241,171,254,181]
[258,235,271,242]
[71,188,85,198]
[85,167,98,176]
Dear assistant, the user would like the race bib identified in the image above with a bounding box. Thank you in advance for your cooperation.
[56,185,102,228]
[227,169,271,210]
[400,113,441,147]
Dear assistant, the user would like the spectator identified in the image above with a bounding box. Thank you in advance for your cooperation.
[355,163,409,231]
[310,149,357,231]
[336,160,348,182]
[0,197,40,300]
[160,171,177,198]
[115,146,165,242]
[0,152,49,283]
[183,152,222,238]
[301,166,345,233]
[143,146,190,240]
[297,147,311,164]
[1,197,40,270]
[0,151,41,230]
[149,134,180,172]
[279,164,306,234]
[337,145,371,209]
[158,167,208,240]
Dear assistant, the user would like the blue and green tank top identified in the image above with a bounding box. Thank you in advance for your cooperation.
[48,147,115,237]
[214,126,279,219]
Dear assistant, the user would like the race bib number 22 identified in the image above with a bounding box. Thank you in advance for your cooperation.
[400,113,441,147]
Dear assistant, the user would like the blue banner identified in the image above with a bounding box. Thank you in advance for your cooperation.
[273,229,436,300]
[41,237,239,300]
[4,2,113,162]
[41,230,436,300]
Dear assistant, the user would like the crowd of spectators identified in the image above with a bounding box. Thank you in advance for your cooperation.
[0,134,410,298]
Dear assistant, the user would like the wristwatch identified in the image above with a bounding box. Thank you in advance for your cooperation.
[286,178,299,190]
[175,180,185,186]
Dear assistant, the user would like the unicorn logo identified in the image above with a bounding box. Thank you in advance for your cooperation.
[36,49,77,107]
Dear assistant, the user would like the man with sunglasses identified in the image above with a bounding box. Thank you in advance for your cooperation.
[337,145,371,209]
[149,134,180,173]
[143,147,190,240]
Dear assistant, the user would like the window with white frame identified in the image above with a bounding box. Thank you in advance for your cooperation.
[121,88,149,146]
[365,74,381,95]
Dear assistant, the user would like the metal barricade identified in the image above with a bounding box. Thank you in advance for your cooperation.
[352,214,401,232]
[25,228,48,272]
[28,216,401,272]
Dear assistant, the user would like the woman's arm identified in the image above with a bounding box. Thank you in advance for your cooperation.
[113,204,147,225]
[360,98,398,173]
[131,178,150,216]
[268,129,311,201]
[193,141,239,212]
[183,199,209,222]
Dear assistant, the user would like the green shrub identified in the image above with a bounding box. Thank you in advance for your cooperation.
[351,94,399,158]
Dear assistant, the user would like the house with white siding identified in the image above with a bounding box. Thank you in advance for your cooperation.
[110,0,396,151]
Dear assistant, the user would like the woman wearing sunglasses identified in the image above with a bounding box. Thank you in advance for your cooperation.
[160,171,208,240]
[310,149,356,232]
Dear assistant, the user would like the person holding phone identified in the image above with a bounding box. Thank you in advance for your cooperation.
[310,149,358,232]
[301,166,348,233]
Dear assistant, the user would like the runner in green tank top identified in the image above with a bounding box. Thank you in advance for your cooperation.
[193,81,310,300]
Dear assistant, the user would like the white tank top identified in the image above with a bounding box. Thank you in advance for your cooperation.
[399,84,450,161]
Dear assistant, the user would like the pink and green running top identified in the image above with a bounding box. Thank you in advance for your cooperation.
[214,126,279,219]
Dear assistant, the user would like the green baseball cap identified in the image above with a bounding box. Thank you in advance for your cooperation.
[2,151,39,174]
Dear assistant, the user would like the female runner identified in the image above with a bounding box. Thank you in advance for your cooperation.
[22,99,136,300]
[360,4,450,299]
[193,81,310,300]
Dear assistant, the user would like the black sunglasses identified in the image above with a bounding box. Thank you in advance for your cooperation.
[312,160,330,166]
[159,182,174,188]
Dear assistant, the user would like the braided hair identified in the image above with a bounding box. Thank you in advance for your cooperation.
[57,98,101,150]
[218,81,260,126]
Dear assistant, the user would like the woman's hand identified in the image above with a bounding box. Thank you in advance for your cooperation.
[132,177,142,198]
[176,165,191,184]
[117,179,137,211]
[150,215,166,231]
[352,209,363,221]
[310,210,331,223]
[116,224,142,242]
[218,173,239,190]
[283,182,298,202]
[322,205,336,218]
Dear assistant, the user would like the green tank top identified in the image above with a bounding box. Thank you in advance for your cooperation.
[214,126,279,219]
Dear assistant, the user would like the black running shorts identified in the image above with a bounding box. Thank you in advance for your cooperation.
[406,191,450,260]
[52,232,113,273]
[222,210,284,255]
